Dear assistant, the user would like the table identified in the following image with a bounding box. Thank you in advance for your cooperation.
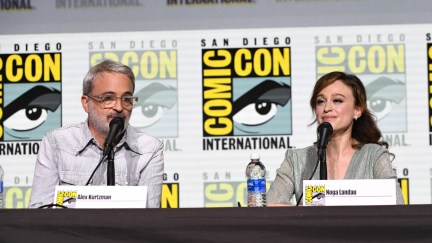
[1,205,431,242]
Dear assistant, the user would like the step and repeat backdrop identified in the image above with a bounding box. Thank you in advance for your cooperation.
[1,1,432,208]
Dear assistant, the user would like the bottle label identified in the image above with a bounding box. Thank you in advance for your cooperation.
[247,178,266,193]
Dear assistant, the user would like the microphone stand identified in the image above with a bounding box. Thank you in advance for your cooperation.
[319,149,327,180]
[107,148,115,186]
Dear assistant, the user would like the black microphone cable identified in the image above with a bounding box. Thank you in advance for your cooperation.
[37,197,76,209]
[295,153,320,206]
[295,123,333,206]
[38,122,124,208]
[37,155,107,209]
[38,203,69,209]
[85,153,108,186]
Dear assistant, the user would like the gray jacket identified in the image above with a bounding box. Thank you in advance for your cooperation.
[268,144,404,205]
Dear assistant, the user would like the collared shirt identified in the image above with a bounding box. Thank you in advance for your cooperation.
[29,121,164,208]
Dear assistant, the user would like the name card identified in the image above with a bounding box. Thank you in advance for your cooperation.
[53,186,147,208]
[302,179,396,206]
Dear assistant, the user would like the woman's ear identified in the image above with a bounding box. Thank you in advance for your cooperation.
[354,106,363,120]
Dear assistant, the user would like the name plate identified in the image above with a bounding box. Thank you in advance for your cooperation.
[302,179,396,206]
[54,186,147,208]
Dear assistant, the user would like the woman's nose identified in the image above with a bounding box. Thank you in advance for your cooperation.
[324,104,332,113]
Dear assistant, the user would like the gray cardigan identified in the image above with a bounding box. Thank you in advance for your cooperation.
[267,143,404,205]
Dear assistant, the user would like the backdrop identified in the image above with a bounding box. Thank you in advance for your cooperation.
[0,0,431,208]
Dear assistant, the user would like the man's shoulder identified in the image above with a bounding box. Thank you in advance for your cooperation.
[43,122,87,150]
[46,122,84,136]
[126,126,163,151]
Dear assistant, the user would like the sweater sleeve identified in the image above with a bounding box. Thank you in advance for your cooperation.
[373,148,404,205]
[267,149,296,205]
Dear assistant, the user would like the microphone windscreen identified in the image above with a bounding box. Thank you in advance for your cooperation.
[103,117,125,155]
[110,117,124,130]
[317,122,333,150]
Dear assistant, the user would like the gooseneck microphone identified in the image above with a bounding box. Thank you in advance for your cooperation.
[317,122,333,180]
[317,122,333,152]
[105,117,124,186]
[85,118,124,186]
[295,121,334,206]
[103,117,124,156]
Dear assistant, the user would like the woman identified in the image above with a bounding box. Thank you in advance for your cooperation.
[267,71,404,205]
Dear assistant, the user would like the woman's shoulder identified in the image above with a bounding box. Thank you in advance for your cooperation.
[285,145,317,157]
[357,143,391,161]
[359,143,388,153]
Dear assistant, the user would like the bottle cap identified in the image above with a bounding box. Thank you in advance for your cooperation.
[250,153,260,160]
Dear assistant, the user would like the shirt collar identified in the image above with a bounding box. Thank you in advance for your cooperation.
[77,120,141,156]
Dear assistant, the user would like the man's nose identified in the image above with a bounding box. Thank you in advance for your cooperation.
[112,97,124,112]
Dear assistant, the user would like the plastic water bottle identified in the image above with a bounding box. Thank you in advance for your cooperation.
[0,165,4,208]
[246,153,266,207]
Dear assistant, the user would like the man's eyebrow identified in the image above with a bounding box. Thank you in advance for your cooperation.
[98,91,134,96]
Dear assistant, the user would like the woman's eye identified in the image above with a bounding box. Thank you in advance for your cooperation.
[316,99,325,105]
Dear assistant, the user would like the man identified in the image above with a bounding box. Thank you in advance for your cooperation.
[29,60,164,208]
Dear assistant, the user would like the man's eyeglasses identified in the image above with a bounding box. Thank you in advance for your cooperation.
[87,94,138,110]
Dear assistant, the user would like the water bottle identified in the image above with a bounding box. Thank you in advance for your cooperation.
[246,153,266,207]
[0,165,4,208]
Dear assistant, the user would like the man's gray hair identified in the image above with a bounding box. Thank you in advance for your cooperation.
[82,59,135,95]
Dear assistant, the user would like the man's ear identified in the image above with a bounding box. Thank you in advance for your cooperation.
[81,95,90,113]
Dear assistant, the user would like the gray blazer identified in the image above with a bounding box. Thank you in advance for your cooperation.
[267,144,404,205]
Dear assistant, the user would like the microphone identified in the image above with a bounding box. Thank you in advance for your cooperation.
[293,122,333,205]
[317,122,333,180]
[103,117,124,156]
[84,118,124,186]
[104,117,124,186]
[317,122,333,151]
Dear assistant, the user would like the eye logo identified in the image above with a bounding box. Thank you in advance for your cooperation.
[201,46,292,140]
[129,82,178,138]
[3,84,61,140]
[365,76,406,132]
[233,78,292,136]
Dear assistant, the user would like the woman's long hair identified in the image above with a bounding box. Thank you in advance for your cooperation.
[309,71,389,149]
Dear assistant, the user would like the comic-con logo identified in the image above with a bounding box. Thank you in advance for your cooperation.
[89,49,178,139]
[0,0,34,10]
[161,172,180,208]
[55,190,78,207]
[0,52,62,142]
[427,40,432,145]
[316,37,407,146]
[161,183,179,208]
[398,178,409,205]
[203,181,271,208]
[201,45,292,150]
[304,185,325,206]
